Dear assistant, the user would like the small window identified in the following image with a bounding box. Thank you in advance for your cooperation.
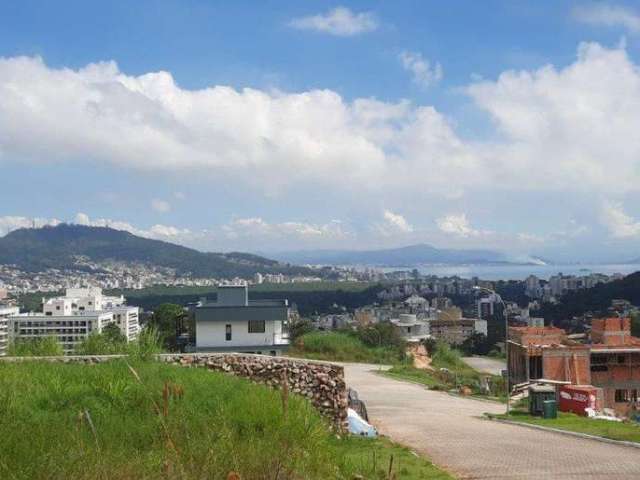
[45,311,52,316]
[225,324,232,341]
[590,365,608,372]
[248,320,266,333]
[56,306,60,310]
[615,389,630,403]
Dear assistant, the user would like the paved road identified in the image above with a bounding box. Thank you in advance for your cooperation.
[344,363,640,480]
[462,356,506,376]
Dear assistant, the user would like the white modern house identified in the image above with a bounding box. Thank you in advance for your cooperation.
[194,285,289,355]
[8,288,139,354]
[390,314,430,343]
[0,304,20,356]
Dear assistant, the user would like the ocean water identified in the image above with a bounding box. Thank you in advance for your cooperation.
[383,264,640,281]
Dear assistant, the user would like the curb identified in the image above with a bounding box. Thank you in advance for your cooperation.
[484,414,640,450]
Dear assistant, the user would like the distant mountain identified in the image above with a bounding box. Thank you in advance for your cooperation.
[269,243,512,266]
[0,224,313,278]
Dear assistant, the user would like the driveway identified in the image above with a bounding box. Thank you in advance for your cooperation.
[462,356,506,376]
[344,363,640,480]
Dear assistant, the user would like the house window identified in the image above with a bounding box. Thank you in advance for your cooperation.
[225,324,232,341]
[248,320,266,333]
[615,389,630,403]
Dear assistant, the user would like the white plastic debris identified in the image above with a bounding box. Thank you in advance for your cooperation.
[347,408,378,437]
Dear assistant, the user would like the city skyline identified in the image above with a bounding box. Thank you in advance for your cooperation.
[2,1,640,262]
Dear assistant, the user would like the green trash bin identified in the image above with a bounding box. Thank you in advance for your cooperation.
[543,399,557,419]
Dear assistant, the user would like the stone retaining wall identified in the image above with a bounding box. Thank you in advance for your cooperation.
[0,353,348,429]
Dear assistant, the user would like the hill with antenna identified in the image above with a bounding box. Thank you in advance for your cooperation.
[0,224,313,278]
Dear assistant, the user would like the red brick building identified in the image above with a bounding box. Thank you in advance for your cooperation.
[508,318,640,416]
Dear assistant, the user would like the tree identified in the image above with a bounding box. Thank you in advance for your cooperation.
[460,333,492,356]
[148,303,185,350]
[103,323,127,344]
[289,317,314,342]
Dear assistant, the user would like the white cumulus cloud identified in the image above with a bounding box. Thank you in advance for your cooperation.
[599,201,640,238]
[0,216,61,236]
[373,210,414,237]
[466,42,640,194]
[436,214,480,237]
[399,51,443,88]
[73,213,190,239]
[3,42,640,233]
[572,3,640,33]
[289,7,378,36]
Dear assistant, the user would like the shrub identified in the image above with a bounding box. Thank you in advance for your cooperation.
[127,325,163,360]
[291,331,404,363]
[7,337,63,357]
[75,328,128,355]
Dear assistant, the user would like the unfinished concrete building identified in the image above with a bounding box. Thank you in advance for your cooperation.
[508,318,640,417]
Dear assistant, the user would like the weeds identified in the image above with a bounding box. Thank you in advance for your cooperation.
[0,360,346,479]
[289,331,404,364]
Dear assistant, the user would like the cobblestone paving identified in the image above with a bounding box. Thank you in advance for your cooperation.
[344,363,640,480]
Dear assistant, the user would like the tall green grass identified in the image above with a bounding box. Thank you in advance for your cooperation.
[7,336,63,356]
[0,360,344,479]
[290,331,404,363]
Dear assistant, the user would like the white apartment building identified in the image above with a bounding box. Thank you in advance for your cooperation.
[194,285,289,355]
[0,304,20,356]
[8,288,139,355]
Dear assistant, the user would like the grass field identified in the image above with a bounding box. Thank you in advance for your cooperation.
[0,359,448,479]
[288,331,405,364]
[492,411,640,443]
[384,344,506,402]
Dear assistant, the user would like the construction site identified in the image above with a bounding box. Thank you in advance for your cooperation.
[508,317,640,417]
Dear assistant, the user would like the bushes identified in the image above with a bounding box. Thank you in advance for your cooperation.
[356,322,405,350]
[72,326,164,359]
[291,331,405,364]
[7,337,63,356]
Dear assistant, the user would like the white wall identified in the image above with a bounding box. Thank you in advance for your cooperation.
[196,320,279,348]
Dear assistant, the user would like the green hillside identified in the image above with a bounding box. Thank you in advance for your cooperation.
[0,224,314,278]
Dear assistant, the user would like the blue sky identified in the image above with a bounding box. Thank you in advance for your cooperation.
[2,1,640,262]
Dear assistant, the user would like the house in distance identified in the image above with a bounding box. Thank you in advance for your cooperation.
[193,285,290,355]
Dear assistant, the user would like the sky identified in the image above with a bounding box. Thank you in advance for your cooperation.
[2,1,640,262]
